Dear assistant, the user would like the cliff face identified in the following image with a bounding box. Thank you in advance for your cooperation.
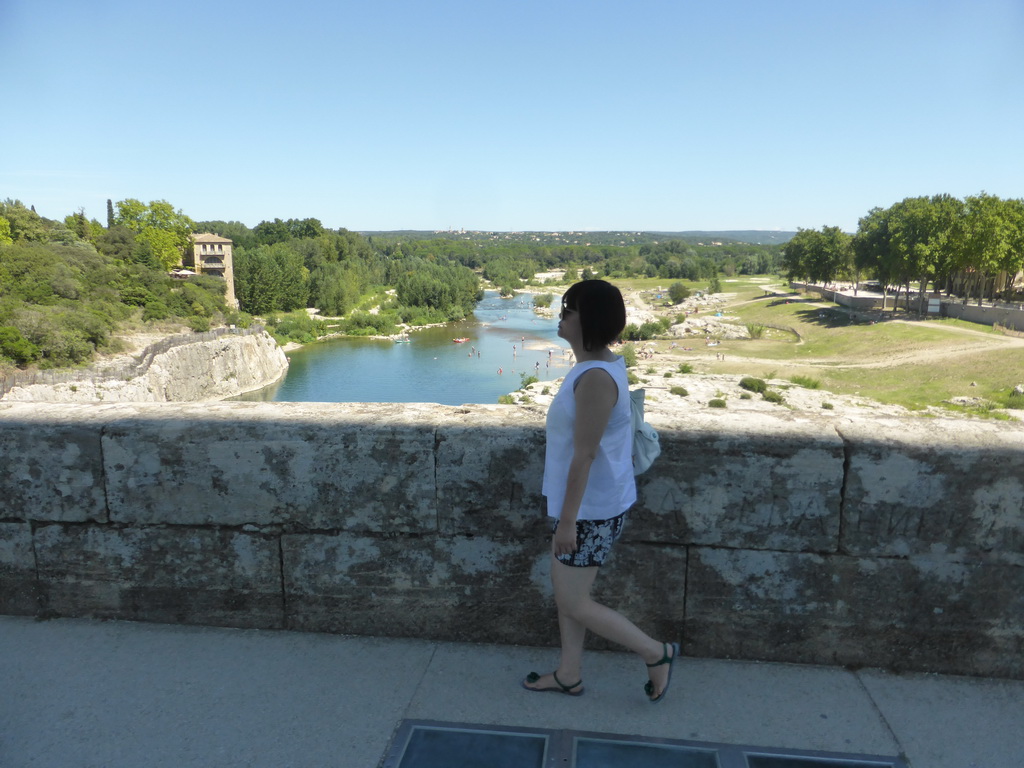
[1,330,288,403]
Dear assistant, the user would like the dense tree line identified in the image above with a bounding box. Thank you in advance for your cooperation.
[195,219,482,326]
[371,233,785,294]
[783,193,1024,310]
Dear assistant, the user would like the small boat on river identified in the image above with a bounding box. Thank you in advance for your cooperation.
[452,337,470,343]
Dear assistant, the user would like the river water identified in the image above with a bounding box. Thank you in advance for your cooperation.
[234,290,573,404]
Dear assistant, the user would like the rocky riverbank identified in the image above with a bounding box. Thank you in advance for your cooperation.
[1,329,288,403]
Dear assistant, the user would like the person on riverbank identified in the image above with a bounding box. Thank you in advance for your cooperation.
[521,279,679,703]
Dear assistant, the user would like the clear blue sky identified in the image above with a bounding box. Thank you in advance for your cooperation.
[3,0,1022,233]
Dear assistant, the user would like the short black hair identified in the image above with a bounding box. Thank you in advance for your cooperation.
[561,279,626,351]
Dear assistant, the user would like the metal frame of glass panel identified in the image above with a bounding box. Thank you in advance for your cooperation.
[380,720,908,768]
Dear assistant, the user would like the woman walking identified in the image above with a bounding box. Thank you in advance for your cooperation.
[522,279,678,703]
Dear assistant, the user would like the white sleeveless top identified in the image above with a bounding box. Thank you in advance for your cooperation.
[542,356,637,521]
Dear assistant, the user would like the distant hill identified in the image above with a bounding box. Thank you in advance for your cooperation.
[650,230,797,245]
[360,230,796,246]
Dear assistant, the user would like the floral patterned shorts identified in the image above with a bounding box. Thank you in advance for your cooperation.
[553,512,626,568]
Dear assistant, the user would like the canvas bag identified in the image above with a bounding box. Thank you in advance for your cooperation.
[629,388,661,475]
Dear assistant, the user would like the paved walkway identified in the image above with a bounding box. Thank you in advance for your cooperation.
[1,616,1021,767]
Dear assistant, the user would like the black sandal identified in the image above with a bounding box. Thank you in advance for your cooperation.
[522,670,585,696]
[644,642,680,703]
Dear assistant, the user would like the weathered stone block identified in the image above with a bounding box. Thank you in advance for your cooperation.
[631,413,844,552]
[436,406,547,537]
[0,522,38,614]
[34,524,282,628]
[282,530,685,648]
[584,540,687,651]
[282,531,542,641]
[839,418,1024,561]
[102,403,437,531]
[0,403,110,522]
[685,546,1024,678]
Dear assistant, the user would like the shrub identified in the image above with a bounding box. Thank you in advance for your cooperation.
[746,323,766,339]
[187,316,211,333]
[790,375,821,389]
[668,282,691,303]
[119,285,152,307]
[623,321,662,341]
[0,325,40,365]
[533,293,553,308]
[663,371,673,378]
[708,398,727,408]
[739,392,752,400]
[640,321,663,339]
[620,343,637,367]
[762,390,785,404]
[739,376,767,394]
[336,310,398,337]
[821,402,834,410]
[142,300,171,321]
[677,363,694,374]
[519,373,538,390]
[267,311,329,343]
[224,311,254,329]
[670,386,689,397]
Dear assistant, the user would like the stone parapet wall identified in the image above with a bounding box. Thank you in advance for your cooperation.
[941,300,1024,331]
[1,402,1022,678]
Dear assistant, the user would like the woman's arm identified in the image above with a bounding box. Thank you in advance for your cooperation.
[552,368,618,555]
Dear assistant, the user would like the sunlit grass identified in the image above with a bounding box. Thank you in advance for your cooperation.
[668,283,1024,413]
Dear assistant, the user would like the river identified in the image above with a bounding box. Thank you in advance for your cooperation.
[233,290,573,404]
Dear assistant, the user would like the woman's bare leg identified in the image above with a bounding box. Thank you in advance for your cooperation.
[525,554,674,696]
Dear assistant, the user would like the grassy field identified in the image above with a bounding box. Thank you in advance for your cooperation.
[623,276,1024,415]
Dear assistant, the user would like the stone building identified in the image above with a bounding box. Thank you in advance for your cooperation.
[186,233,238,309]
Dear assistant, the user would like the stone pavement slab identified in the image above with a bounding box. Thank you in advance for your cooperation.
[0,617,433,768]
[859,669,1024,768]
[2,616,1021,768]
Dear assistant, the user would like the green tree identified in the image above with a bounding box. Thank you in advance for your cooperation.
[0,200,47,242]
[887,195,962,312]
[853,207,892,295]
[950,192,1018,304]
[668,282,691,303]
[783,226,851,286]
[234,245,283,315]
[815,226,853,285]
[1000,198,1024,299]
[270,243,309,311]
[114,198,195,270]
[782,228,821,281]
[253,218,291,245]
[0,216,12,245]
